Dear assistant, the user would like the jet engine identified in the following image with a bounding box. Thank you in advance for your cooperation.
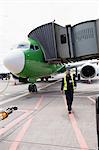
[80,63,97,79]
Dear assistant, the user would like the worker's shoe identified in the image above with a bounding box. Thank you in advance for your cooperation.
[68,111,71,114]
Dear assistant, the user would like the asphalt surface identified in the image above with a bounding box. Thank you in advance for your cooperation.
[0,78,98,150]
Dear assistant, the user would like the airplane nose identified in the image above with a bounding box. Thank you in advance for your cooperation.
[3,50,25,74]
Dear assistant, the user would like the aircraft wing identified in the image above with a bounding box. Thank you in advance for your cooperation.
[65,59,99,69]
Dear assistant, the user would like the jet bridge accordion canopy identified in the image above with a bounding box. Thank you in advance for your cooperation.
[28,19,99,62]
[28,22,73,61]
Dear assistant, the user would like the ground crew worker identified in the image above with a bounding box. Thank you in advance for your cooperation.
[61,68,77,114]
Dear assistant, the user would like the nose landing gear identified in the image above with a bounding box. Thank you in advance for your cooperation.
[28,84,37,93]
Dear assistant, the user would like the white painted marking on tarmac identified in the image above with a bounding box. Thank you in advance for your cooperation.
[87,96,95,104]
[0,80,60,106]
[74,95,87,98]
[5,93,10,96]
[0,93,29,105]
[17,109,29,113]
[0,93,10,97]
[38,79,61,90]
[19,91,26,93]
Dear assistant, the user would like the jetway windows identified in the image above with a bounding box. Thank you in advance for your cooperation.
[72,21,98,58]
[89,28,94,38]
[75,28,95,42]
[60,34,66,44]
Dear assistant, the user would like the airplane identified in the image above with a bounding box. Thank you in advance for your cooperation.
[3,36,99,93]
[3,38,65,92]
[3,31,99,92]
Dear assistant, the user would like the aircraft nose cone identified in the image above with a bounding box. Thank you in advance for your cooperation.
[3,50,25,74]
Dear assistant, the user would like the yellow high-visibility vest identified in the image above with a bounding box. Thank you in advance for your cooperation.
[63,73,74,91]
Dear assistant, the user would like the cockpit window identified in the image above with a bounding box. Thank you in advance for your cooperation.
[35,45,39,50]
[30,45,35,50]
[30,45,39,51]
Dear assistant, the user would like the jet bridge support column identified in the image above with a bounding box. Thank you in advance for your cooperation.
[96,96,99,149]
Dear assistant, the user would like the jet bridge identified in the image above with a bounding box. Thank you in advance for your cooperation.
[72,19,99,60]
[28,22,73,61]
[28,19,99,62]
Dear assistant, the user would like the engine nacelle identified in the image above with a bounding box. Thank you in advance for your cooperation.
[80,63,97,79]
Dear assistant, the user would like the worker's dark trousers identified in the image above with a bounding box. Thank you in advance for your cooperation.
[65,90,73,111]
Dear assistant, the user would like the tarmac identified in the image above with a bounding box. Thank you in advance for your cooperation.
[0,78,98,150]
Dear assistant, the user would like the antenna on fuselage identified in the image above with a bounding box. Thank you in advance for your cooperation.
[53,19,55,23]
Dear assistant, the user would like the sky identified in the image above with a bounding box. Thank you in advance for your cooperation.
[0,0,99,62]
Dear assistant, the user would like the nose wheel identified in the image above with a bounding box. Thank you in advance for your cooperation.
[28,84,37,93]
